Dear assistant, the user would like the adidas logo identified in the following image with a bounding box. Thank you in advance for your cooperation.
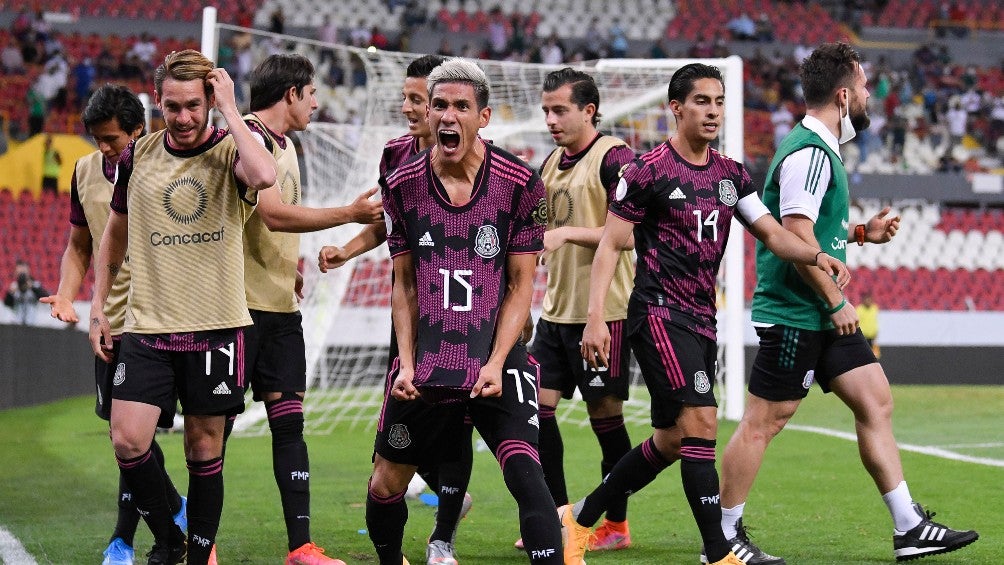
[669,187,686,200]
[588,375,604,387]
[418,231,434,246]
[527,413,539,428]
[212,382,232,395]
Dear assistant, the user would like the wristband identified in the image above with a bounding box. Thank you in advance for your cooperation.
[854,224,865,246]
[826,299,846,315]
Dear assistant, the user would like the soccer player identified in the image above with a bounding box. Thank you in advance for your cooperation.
[317,54,477,565]
[239,53,382,565]
[40,83,187,565]
[367,58,561,565]
[88,50,277,565]
[562,63,851,565]
[527,67,636,552]
[717,42,979,563]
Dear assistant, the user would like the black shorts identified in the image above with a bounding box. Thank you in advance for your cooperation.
[113,330,247,417]
[749,325,878,401]
[245,310,307,401]
[375,343,541,467]
[628,313,718,429]
[96,335,176,428]
[531,318,630,403]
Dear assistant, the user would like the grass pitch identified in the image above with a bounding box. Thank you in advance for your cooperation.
[0,385,1000,564]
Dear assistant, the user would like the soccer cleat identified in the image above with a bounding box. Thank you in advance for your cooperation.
[145,539,186,565]
[172,496,187,534]
[425,540,458,565]
[102,537,135,565]
[893,503,978,561]
[700,518,785,565]
[559,504,590,565]
[286,542,347,565]
[708,551,745,565]
[587,519,630,551]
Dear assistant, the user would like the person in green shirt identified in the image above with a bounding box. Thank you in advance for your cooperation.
[718,42,978,564]
[856,292,880,357]
[41,133,62,194]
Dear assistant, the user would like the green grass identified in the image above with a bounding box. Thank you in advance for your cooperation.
[0,385,1001,564]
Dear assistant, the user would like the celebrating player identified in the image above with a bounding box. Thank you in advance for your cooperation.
[525,67,636,552]
[41,83,188,565]
[561,63,851,565]
[717,42,978,563]
[238,53,381,565]
[366,58,562,565]
[88,50,276,565]
[317,54,476,565]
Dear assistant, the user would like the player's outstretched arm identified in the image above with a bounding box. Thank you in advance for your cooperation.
[208,68,276,190]
[318,222,388,272]
[850,205,900,245]
[40,225,93,324]
[580,212,634,369]
[89,211,128,361]
[257,185,382,233]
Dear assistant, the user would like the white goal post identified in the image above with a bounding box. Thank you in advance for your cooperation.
[201,8,746,435]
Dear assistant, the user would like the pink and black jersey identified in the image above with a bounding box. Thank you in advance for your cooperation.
[379,133,421,180]
[382,141,547,396]
[609,141,757,340]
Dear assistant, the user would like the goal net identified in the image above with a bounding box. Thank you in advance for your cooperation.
[205,13,745,437]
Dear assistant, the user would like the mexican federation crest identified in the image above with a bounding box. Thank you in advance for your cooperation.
[474,224,501,259]
[388,423,411,449]
[694,370,711,394]
[113,362,126,386]
[718,179,738,206]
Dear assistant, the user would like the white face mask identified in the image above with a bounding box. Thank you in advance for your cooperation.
[839,91,856,144]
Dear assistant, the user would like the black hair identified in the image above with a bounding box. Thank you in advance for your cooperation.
[406,54,446,78]
[666,63,724,104]
[543,67,602,126]
[249,53,315,112]
[800,42,861,108]
[81,83,145,134]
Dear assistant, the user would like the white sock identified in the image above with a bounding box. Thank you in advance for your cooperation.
[883,481,922,533]
[721,503,745,539]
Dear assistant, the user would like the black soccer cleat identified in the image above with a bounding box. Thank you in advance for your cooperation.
[700,518,786,565]
[894,503,978,561]
[146,539,186,565]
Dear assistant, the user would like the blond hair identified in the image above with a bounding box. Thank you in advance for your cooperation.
[154,49,215,97]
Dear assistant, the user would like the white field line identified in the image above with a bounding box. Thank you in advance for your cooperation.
[788,424,1004,468]
[0,526,36,565]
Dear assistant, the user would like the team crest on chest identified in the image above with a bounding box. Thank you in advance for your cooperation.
[718,179,738,206]
[532,197,548,226]
[474,224,501,258]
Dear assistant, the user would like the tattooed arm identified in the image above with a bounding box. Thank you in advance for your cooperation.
[89,210,128,362]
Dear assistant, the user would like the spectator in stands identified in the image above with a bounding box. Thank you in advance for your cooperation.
[946,99,968,147]
[317,14,339,65]
[688,33,714,58]
[608,19,628,58]
[27,84,46,136]
[41,50,69,109]
[755,13,774,43]
[12,9,33,43]
[726,12,756,41]
[584,16,607,58]
[989,96,1004,156]
[402,0,428,29]
[4,261,48,325]
[95,43,118,79]
[31,9,51,43]
[129,32,158,69]
[856,293,880,357]
[771,102,794,150]
[236,4,253,28]
[41,134,62,194]
[269,6,285,35]
[1,38,25,74]
[487,7,509,59]
[350,19,371,47]
[73,57,96,110]
[902,117,949,174]
[540,33,564,65]
[370,26,389,50]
